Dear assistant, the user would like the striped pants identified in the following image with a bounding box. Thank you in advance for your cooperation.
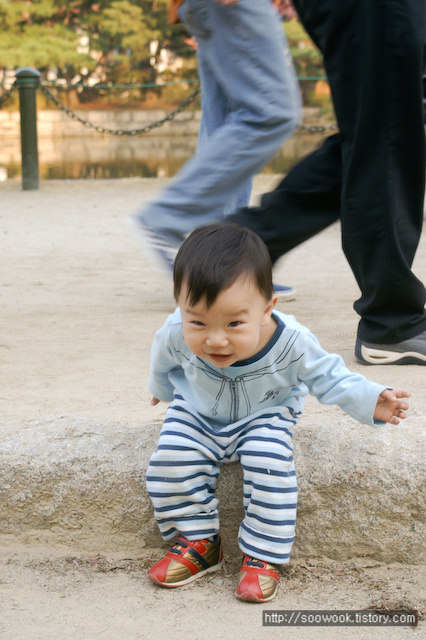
[146,397,298,564]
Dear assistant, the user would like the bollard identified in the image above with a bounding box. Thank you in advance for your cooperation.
[15,67,41,190]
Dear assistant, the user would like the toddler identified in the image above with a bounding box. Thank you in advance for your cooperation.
[145,223,410,602]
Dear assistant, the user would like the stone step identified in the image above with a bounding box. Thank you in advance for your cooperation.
[1,414,424,563]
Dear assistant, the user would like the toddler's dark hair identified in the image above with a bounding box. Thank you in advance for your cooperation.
[173,223,273,308]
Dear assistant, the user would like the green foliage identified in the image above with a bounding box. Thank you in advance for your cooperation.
[0,2,328,110]
[283,19,324,78]
[0,0,194,99]
[283,18,332,111]
[0,23,93,70]
[0,1,93,72]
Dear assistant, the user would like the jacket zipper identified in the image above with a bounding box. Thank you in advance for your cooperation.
[231,380,238,423]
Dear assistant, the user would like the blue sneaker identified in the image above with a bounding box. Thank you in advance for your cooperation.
[273,284,296,301]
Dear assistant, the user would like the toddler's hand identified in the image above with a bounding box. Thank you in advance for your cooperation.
[374,389,410,424]
[151,397,160,406]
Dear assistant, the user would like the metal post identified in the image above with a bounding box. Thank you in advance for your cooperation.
[15,67,41,190]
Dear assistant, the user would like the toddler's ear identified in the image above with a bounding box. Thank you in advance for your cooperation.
[263,295,278,323]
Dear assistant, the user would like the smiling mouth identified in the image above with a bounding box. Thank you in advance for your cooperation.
[208,353,233,362]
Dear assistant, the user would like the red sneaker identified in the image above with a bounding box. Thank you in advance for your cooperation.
[235,555,280,602]
[148,534,223,587]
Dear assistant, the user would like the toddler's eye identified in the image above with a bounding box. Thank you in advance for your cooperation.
[191,320,205,327]
[229,321,242,328]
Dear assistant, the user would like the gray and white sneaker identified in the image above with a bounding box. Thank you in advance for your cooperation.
[355,330,426,365]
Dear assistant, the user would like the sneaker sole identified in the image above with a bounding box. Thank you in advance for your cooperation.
[357,344,426,365]
[235,584,279,603]
[149,559,224,588]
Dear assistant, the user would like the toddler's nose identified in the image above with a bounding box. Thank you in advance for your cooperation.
[206,331,228,347]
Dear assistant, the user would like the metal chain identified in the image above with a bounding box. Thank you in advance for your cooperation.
[297,122,337,133]
[42,78,200,90]
[39,82,201,136]
[0,82,16,108]
[5,80,337,134]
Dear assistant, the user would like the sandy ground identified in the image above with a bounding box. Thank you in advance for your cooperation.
[0,176,425,639]
[0,547,424,640]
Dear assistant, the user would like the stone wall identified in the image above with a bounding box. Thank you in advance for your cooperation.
[0,108,202,139]
[0,106,325,139]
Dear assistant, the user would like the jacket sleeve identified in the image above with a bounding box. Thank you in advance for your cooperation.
[295,331,388,425]
[148,315,181,402]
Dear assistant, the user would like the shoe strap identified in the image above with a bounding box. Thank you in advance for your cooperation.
[164,549,205,576]
[169,535,189,556]
[241,555,280,576]
[166,537,217,574]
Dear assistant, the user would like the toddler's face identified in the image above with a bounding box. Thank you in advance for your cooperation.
[178,276,277,368]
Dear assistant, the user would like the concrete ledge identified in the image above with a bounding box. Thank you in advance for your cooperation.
[1,414,424,563]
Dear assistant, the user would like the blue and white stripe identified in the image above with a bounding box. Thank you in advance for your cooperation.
[146,396,297,564]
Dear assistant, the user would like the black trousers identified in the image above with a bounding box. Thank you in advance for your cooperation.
[229,0,426,344]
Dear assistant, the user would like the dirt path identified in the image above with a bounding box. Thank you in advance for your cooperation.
[0,177,425,639]
[0,544,424,640]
